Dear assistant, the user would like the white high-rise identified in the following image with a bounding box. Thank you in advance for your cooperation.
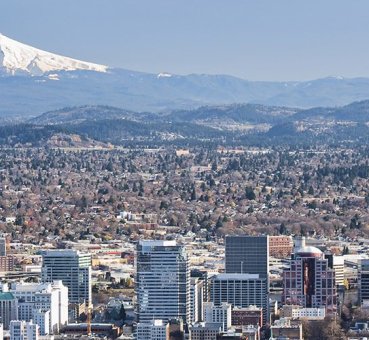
[10,320,39,340]
[136,240,190,324]
[10,280,68,334]
[33,309,50,336]
[41,250,91,306]
[204,302,232,332]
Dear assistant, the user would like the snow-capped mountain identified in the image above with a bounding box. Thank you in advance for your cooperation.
[0,33,107,75]
[1,33,369,118]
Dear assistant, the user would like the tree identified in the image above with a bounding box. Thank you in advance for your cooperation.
[303,318,345,340]
[119,304,126,322]
[279,222,287,235]
[342,246,349,255]
[191,187,197,201]
[245,186,256,200]
[15,214,24,226]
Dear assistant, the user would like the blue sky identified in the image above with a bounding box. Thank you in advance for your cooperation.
[1,0,369,81]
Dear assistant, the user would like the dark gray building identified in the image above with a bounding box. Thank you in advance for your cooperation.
[209,273,268,324]
[225,235,269,323]
[225,235,269,278]
[0,237,6,257]
[359,259,369,306]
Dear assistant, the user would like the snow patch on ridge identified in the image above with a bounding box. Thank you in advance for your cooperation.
[157,72,172,78]
[0,33,108,75]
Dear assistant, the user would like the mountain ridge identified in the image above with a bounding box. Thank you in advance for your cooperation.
[28,99,369,126]
[1,34,369,117]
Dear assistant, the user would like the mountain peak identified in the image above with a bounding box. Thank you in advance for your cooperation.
[0,33,107,75]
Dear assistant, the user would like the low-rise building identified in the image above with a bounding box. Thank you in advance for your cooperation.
[270,318,303,340]
[190,322,221,340]
[269,236,293,259]
[136,319,169,340]
[231,306,263,327]
[280,305,325,320]
[204,302,232,332]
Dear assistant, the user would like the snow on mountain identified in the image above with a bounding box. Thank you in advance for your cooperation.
[157,72,172,78]
[0,33,107,75]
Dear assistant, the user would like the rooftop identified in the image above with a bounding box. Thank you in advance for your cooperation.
[295,245,323,257]
[139,240,177,247]
[0,292,15,300]
[213,273,261,280]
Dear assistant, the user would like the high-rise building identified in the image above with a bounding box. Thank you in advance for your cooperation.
[0,237,6,256]
[225,235,269,323]
[282,244,337,314]
[10,280,68,334]
[190,277,205,323]
[0,292,18,329]
[10,320,39,340]
[359,259,369,306]
[209,274,268,324]
[33,309,50,336]
[191,269,209,303]
[41,250,91,306]
[225,235,269,279]
[135,240,190,324]
[326,254,345,287]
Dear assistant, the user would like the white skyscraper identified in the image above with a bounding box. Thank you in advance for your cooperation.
[33,309,50,336]
[10,280,68,334]
[41,250,91,306]
[136,240,190,324]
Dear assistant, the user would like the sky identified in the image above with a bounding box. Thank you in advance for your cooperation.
[1,0,369,81]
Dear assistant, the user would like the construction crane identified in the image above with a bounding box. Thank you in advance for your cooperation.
[86,300,92,336]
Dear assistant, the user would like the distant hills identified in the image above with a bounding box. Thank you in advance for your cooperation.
[2,33,369,147]
[0,99,360,148]
[28,100,369,126]
[1,34,369,117]
[29,105,154,125]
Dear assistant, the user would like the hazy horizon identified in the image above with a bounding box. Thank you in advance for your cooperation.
[1,0,369,81]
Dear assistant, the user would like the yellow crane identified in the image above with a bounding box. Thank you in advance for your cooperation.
[86,300,92,336]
